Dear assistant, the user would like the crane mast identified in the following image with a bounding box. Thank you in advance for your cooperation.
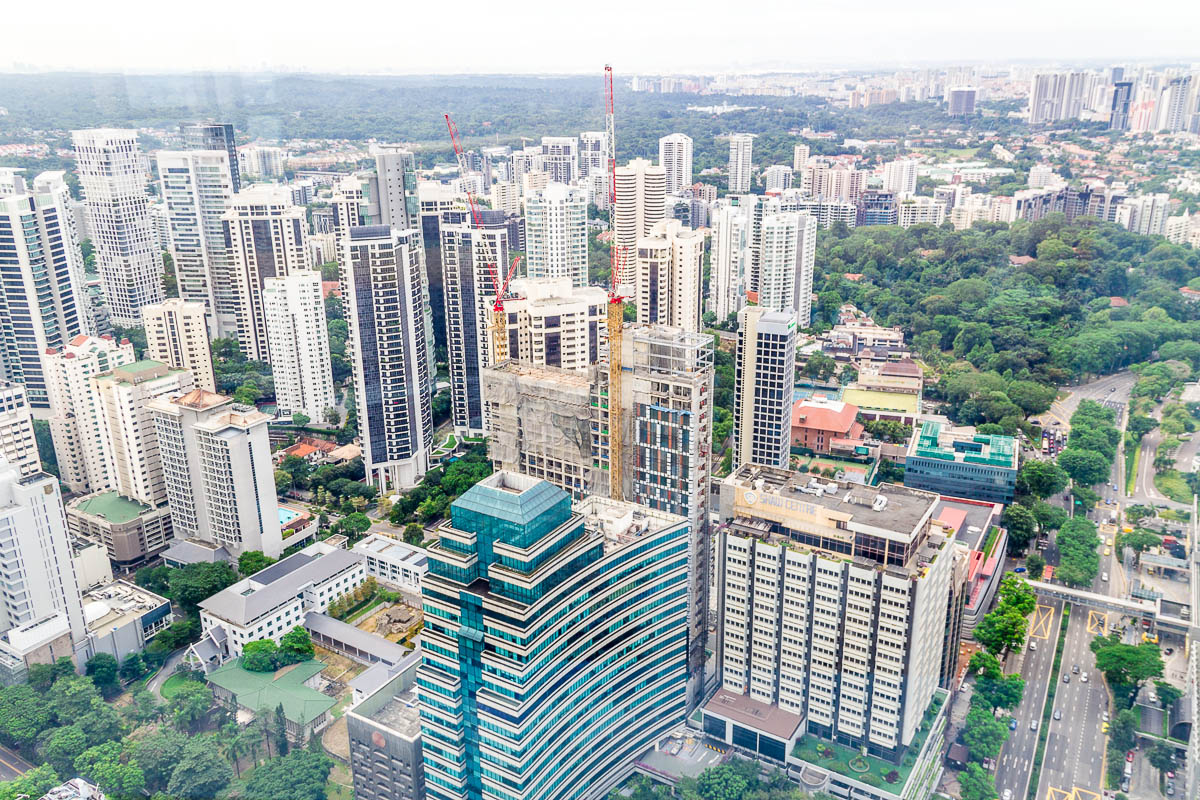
[604,65,625,501]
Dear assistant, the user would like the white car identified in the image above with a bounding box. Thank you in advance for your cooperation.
[1102,572,1109,582]
[1081,672,1089,683]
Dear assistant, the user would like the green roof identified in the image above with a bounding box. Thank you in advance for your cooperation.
[73,491,152,524]
[207,659,336,725]
[121,359,166,374]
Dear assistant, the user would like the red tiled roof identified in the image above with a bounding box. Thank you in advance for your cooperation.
[791,399,859,435]
[1109,296,1130,307]
[934,506,968,533]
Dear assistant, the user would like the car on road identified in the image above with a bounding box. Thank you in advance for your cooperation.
[1104,547,1111,556]
[1109,387,1116,392]
[1121,780,1130,793]
[1030,719,1037,731]
[1102,572,1109,581]
[1072,664,1080,673]
[1063,674,1070,683]
[1054,709,1062,720]
[1112,484,1118,491]
[1167,782,1175,796]
[1014,566,1026,573]
[1102,722,1109,733]
[1009,717,1018,730]
[1081,672,1089,682]
[1127,751,1135,762]
[1003,790,1013,800]
[1029,641,1037,651]
[1102,711,1110,722]
[1165,648,1174,656]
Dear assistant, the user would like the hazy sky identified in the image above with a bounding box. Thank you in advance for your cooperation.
[7,0,1199,75]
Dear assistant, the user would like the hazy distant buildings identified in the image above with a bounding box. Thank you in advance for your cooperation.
[882,159,919,196]
[142,299,217,393]
[1110,81,1134,131]
[946,86,978,115]
[659,133,694,195]
[73,129,163,327]
[728,133,754,193]
[792,143,811,171]
[578,131,608,178]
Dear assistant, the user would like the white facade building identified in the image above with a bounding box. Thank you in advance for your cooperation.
[43,335,136,494]
[263,270,335,422]
[614,158,667,291]
[142,299,217,393]
[490,181,521,216]
[222,186,310,362]
[757,212,817,327]
[0,383,40,479]
[792,144,811,172]
[634,219,705,333]
[540,137,579,184]
[352,533,427,595]
[72,129,163,327]
[0,174,90,407]
[578,131,608,178]
[897,196,948,228]
[729,134,754,193]
[763,165,794,193]
[734,307,796,470]
[882,159,919,196]
[1117,193,1170,236]
[149,388,284,558]
[659,133,694,195]
[524,184,588,288]
[709,202,751,322]
[498,278,608,372]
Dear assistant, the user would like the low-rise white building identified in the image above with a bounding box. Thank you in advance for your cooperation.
[351,533,428,595]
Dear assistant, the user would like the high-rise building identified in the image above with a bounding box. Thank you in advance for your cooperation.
[792,143,811,172]
[1110,81,1134,131]
[180,122,240,192]
[757,212,817,326]
[578,131,607,178]
[0,174,89,407]
[634,219,704,332]
[441,214,512,437]
[540,137,579,184]
[497,278,608,370]
[882,159,919,196]
[222,185,310,362]
[416,472,690,800]
[142,299,217,393]
[263,270,335,422]
[149,389,283,558]
[802,163,868,203]
[524,183,588,288]
[0,383,40,478]
[346,661,425,800]
[946,86,978,115]
[43,335,136,494]
[490,180,521,216]
[728,133,754,193]
[94,361,196,507]
[614,158,667,290]
[857,189,899,226]
[0,461,87,681]
[659,133,694,195]
[706,465,953,766]
[239,146,285,179]
[734,307,796,470]
[1028,72,1092,124]
[72,129,163,327]
[1117,193,1171,236]
[156,150,237,337]
[342,227,433,490]
[762,165,793,192]
[1158,75,1194,132]
[898,196,948,228]
[708,202,750,322]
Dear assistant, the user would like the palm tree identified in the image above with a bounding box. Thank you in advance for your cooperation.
[254,708,274,760]
[226,729,254,778]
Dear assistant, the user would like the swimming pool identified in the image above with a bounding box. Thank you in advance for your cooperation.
[278,507,301,526]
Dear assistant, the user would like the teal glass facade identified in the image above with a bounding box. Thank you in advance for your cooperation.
[417,473,690,800]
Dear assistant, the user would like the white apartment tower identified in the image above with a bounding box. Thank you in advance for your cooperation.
[763,165,793,193]
[0,383,40,479]
[0,174,90,408]
[708,202,750,323]
[148,389,284,558]
[728,134,754,193]
[142,300,217,393]
[500,277,609,371]
[156,150,237,337]
[757,212,817,327]
[222,185,310,362]
[578,131,608,178]
[342,227,433,491]
[659,134,694,195]
[540,137,579,184]
[525,184,588,288]
[882,159,919,196]
[72,129,163,327]
[441,217,511,438]
[263,270,336,422]
[1117,193,1170,236]
[734,307,796,470]
[0,462,87,674]
[635,219,705,333]
[792,144,811,172]
[614,158,667,290]
[43,335,136,494]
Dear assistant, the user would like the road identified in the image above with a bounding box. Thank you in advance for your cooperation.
[1037,602,1111,799]
[995,599,1062,800]
[0,743,33,781]
[146,647,188,699]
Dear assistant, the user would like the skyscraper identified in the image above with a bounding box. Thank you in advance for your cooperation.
[43,335,136,495]
[882,159,919,196]
[762,165,793,192]
[613,158,667,289]
[946,86,978,115]
[142,299,217,392]
[792,143,811,172]
[734,307,796,470]
[524,184,588,288]
[708,202,750,322]
[578,131,607,178]
[149,389,284,558]
[441,213,511,437]
[72,129,164,327]
[342,227,433,490]
[540,136,579,184]
[495,278,608,370]
[757,212,817,326]
[0,173,89,407]
[222,185,310,362]
[156,150,237,337]
[634,219,704,332]
[416,472,690,800]
[659,133,694,195]
[263,270,335,422]
[1158,75,1194,132]
[179,122,240,192]
[1110,81,1134,131]
[728,133,754,193]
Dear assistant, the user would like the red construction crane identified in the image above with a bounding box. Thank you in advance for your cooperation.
[445,112,522,362]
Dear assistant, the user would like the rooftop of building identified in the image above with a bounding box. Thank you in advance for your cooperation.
[199,544,363,626]
[703,687,804,740]
[107,360,174,384]
[352,533,429,569]
[485,360,592,389]
[207,658,336,725]
[906,419,1017,470]
[363,686,422,739]
[932,497,1003,552]
[174,388,230,410]
[791,397,859,433]
[83,580,169,638]
[69,491,154,525]
[39,778,105,800]
[574,495,688,555]
[841,387,920,416]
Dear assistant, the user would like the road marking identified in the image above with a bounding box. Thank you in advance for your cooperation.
[1086,610,1108,635]
[1045,788,1072,800]
[1045,786,1102,800]
[1029,604,1054,639]
[0,751,27,776]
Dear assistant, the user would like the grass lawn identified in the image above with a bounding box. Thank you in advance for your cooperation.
[326,762,354,800]
[159,673,196,699]
[1125,442,1140,496]
[1154,470,1193,504]
[331,692,356,719]
[345,595,386,624]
